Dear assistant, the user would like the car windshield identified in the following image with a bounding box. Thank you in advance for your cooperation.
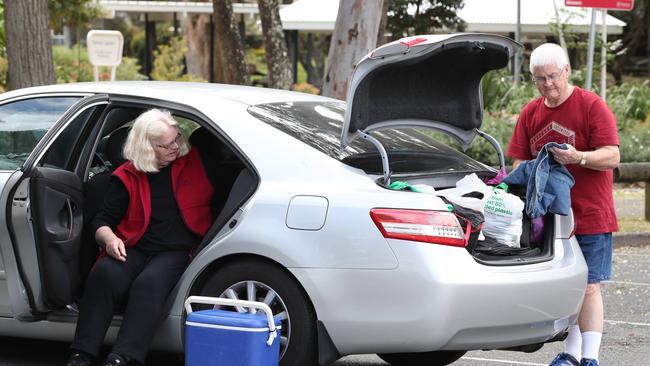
[248,101,491,175]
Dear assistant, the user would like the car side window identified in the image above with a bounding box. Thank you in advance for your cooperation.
[0,97,81,170]
[41,106,101,171]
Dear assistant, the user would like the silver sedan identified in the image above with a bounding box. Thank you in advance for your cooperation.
[0,33,586,366]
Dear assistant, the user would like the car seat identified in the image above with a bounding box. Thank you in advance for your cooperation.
[189,127,245,217]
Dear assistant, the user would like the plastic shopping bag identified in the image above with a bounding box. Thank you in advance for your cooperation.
[436,173,493,213]
[483,183,525,248]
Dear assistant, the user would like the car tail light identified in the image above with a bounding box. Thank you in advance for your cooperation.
[370,208,467,247]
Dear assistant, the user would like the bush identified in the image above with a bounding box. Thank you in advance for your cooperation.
[151,37,205,82]
[608,81,650,127]
[619,122,650,162]
[53,45,94,83]
[292,82,319,95]
[53,45,147,82]
[481,70,537,114]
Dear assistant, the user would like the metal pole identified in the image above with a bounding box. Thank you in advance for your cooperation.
[585,9,597,91]
[514,0,521,86]
[553,0,569,62]
[600,9,607,100]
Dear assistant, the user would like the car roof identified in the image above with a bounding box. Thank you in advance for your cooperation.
[0,81,336,107]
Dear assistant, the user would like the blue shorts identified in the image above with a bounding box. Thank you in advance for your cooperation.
[576,233,613,284]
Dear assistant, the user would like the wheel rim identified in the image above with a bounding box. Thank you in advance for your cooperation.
[216,280,290,359]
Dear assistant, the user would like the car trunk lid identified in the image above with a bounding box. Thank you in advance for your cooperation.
[341,33,521,151]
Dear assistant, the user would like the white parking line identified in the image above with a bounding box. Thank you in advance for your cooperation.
[605,280,650,287]
[605,319,650,327]
[461,356,546,365]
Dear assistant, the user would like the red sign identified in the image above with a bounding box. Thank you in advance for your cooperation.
[565,0,634,11]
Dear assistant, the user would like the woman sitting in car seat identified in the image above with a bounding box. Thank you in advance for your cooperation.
[66,109,214,366]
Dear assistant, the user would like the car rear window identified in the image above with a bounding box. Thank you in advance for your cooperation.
[247,101,491,175]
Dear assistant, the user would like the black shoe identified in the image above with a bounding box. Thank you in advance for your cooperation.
[66,351,94,366]
[102,353,129,366]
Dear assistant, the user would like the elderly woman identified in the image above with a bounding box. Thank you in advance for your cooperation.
[66,109,214,366]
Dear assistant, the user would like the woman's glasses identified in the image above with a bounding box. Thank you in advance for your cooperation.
[154,133,181,150]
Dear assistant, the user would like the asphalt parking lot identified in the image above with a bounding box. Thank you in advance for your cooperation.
[333,243,650,366]
[0,242,647,366]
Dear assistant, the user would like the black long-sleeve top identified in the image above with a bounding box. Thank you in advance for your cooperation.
[92,165,199,252]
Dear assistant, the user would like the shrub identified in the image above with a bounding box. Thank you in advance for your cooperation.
[292,82,319,95]
[0,56,7,92]
[608,81,650,127]
[53,45,94,83]
[53,45,147,82]
[482,70,537,114]
[619,122,650,162]
[116,57,148,81]
[151,37,206,82]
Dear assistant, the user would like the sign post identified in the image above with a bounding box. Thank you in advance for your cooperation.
[86,30,124,81]
[565,0,634,96]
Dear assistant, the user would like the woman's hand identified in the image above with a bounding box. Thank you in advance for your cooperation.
[96,226,127,262]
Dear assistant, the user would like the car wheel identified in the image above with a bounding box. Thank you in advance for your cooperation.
[377,350,466,366]
[199,260,318,366]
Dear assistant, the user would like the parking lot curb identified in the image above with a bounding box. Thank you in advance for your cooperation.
[613,232,650,247]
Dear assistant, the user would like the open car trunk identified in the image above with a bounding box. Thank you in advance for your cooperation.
[340,34,559,264]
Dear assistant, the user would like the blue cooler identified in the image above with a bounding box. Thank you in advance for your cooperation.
[184,296,281,366]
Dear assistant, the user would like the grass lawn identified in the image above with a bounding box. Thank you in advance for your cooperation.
[613,185,650,233]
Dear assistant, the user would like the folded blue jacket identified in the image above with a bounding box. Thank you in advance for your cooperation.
[503,142,575,218]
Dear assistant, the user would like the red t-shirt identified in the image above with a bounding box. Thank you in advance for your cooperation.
[506,87,619,234]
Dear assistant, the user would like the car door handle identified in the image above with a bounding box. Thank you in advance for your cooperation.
[65,198,74,240]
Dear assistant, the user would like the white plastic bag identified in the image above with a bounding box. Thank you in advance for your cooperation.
[436,173,493,213]
[482,185,525,247]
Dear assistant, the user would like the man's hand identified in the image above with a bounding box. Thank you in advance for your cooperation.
[549,144,581,165]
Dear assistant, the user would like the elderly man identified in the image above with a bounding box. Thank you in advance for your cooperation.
[506,43,620,366]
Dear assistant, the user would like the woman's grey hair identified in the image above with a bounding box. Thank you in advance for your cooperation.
[123,108,189,173]
[529,43,570,72]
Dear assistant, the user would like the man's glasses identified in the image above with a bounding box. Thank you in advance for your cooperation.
[154,133,181,150]
[532,69,564,84]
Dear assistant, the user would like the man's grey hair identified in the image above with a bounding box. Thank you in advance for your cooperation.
[529,43,570,72]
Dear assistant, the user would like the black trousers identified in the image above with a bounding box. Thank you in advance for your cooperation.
[71,247,188,363]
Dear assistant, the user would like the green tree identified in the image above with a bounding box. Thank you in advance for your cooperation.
[387,0,466,39]
[48,0,102,34]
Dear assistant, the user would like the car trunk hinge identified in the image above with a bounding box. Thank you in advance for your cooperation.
[358,130,391,187]
[474,128,505,169]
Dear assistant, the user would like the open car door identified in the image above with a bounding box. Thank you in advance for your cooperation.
[0,94,109,319]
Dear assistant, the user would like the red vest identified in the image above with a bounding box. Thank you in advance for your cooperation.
[112,148,214,248]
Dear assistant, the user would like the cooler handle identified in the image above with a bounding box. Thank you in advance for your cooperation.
[184,295,278,346]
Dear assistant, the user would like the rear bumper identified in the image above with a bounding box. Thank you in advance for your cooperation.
[291,237,586,355]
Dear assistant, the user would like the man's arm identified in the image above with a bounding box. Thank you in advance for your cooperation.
[549,145,620,171]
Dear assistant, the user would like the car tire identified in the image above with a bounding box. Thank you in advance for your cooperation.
[199,260,319,366]
[377,350,466,366]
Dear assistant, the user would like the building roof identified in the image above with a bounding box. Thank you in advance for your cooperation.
[279,0,339,31]
[98,0,626,35]
[460,0,626,35]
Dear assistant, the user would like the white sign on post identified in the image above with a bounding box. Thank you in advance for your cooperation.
[86,30,124,81]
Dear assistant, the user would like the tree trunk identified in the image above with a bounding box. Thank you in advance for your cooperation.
[321,0,384,100]
[213,0,249,85]
[4,0,55,90]
[646,0,650,77]
[257,0,293,89]
[300,33,317,85]
[377,0,391,46]
[183,14,211,80]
